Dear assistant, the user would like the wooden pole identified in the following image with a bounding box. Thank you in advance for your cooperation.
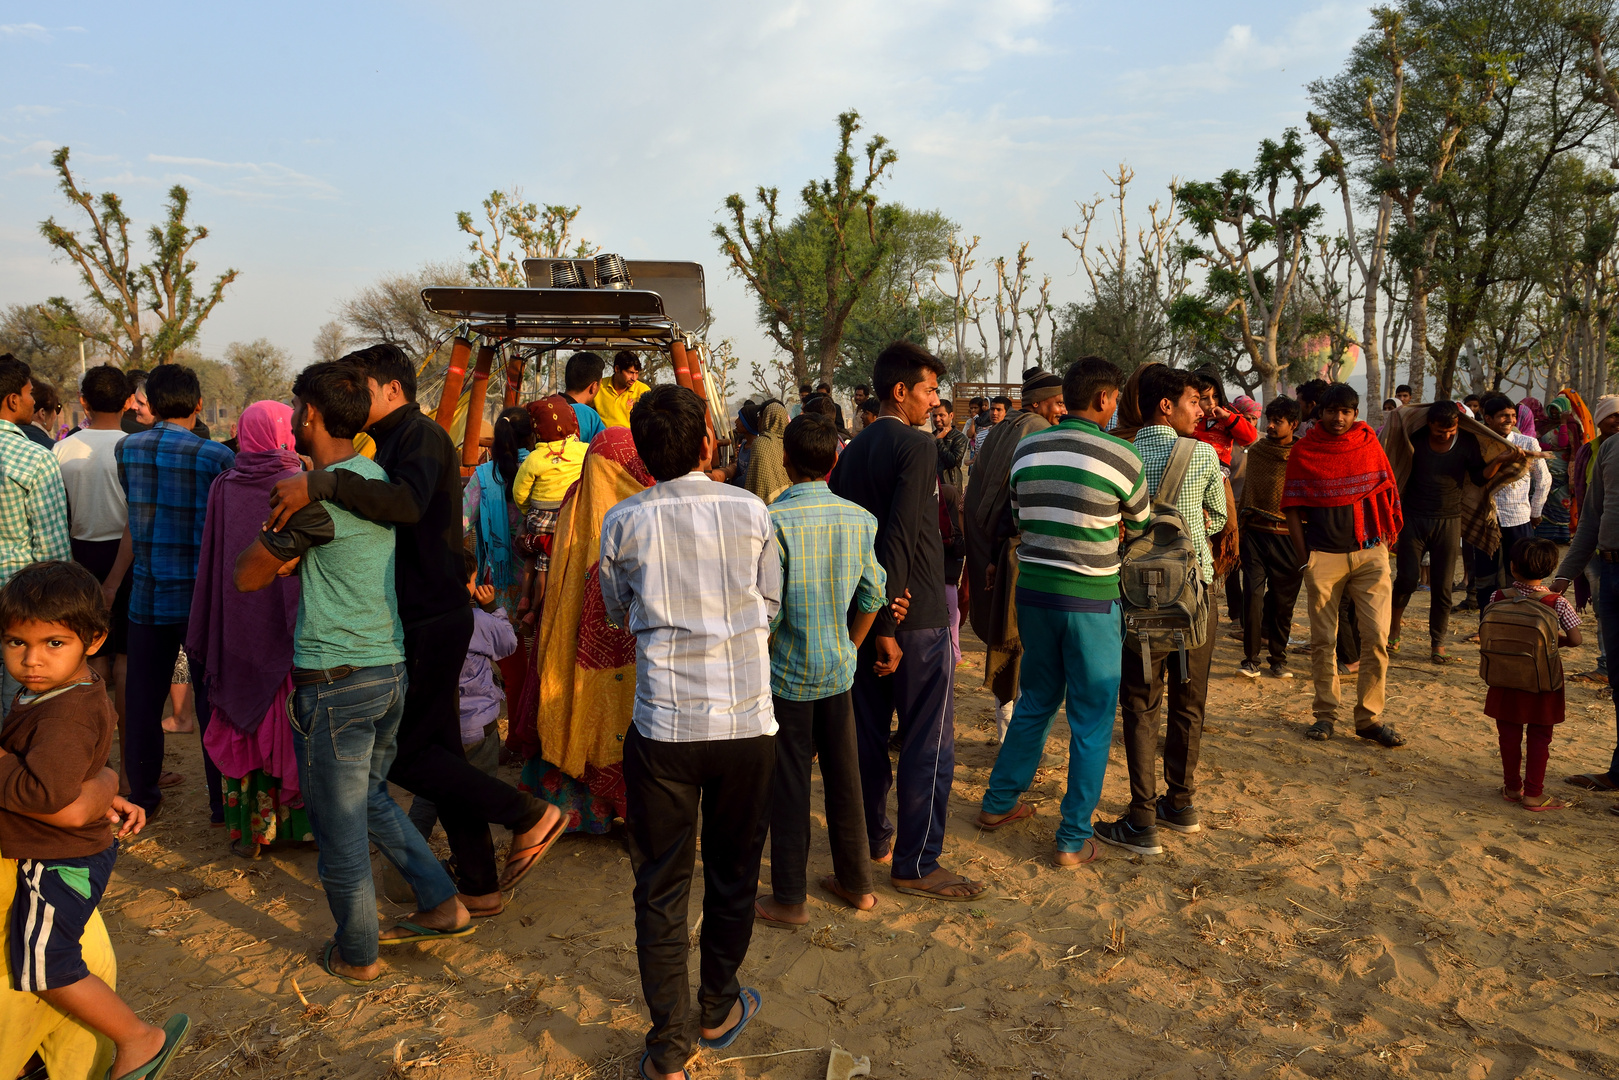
[502,349,525,408]
[669,338,695,391]
[461,343,496,469]
[434,336,473,431]
[688,337,709,403]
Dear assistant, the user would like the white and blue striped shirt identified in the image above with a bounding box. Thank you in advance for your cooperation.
[1494,430,1550,528]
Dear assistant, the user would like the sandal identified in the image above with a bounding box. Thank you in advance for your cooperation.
[1356,724,1406,748]
[975,801,1035,831]
[1051,838,1099,869]
[111,1013,192,1080]
[1564,772,1619,791]
[1430,649,1454,665]
[753,898,806,931]
[230,839,261,860]
[1305,719,1334,742]
[378,918,475,946]
[696,987,762,1050]
[497,806,567,891]
[638,1052,688,1080]
[1387,636,1401,655]
[891,872,987,902]
[1502,787,1522,803]
[320,940,380,986]
[1522,794,1567,812]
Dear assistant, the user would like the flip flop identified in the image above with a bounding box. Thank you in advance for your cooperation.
[696,987,762,1050]
[112,1013,192,1080]
[497,810,567,891]
[638,1051,688,1079]
[461,898,504,919]
[1564,772,1619,791]
[753,899,805,931]
[378,919,476,946]
[1051,838,1099,869]
[1503,787,1523,803]
[891,873,986,902]
[320,940,380,986]
[975,801,1035,831]
[1522,795,1568,812]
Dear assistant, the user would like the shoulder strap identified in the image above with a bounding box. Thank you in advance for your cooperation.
[1155,438,1197,511]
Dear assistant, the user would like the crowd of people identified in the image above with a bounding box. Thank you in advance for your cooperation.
[1,337,1616,1080]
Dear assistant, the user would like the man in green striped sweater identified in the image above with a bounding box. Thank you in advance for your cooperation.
[975,357,1149,868]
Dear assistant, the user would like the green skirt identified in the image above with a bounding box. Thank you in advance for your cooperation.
[222,771,314,847]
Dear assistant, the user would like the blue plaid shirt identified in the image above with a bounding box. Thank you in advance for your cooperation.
[768,481,887,701]
[117,422,234,624]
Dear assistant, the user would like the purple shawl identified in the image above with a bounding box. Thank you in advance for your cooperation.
[185,448,302,734]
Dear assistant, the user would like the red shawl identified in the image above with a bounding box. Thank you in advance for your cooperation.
[1281,420,1403,547]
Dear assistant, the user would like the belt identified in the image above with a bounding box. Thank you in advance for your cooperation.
[1601,550,1619,564]
[291,665,358,687]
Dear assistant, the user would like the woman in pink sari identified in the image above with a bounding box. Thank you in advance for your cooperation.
[186,401,312,858]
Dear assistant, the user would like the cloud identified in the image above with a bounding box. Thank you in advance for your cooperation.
[144,154,339,200]
[0,23,49,38]
[10,105,61,118]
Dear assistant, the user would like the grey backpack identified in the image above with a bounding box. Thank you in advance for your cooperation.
[1120,438,1209,682]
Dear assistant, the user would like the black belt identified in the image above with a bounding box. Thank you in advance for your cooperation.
[291,665,358,687]
[1602,550,1619,564]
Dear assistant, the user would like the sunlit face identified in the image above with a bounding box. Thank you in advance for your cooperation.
[1031,396,1068,424]
[1198,387,1218,415]
[614,364,640,390]
[1602,413,1619,438]
[931,404,953,431]
[3,619,102,694]
[1162,386,1203,436]
[892,370,940,427]
[364,377,403,429]
[1397,390,1412,404]
[990,403,1007,424]
[133,385,154,425]
[1268,416,1298,441]
[1428,419,1459,444]
[1320,405,1358,437]
[1486,408,1516,438]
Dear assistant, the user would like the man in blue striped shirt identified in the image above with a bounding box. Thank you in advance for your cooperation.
[977,358,1148,867]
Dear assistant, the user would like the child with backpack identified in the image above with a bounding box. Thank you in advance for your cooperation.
[1481,537,1580,811]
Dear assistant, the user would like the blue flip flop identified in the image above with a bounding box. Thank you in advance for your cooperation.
[696,986,762,1051]
[637,1051,689,1079]
[111,1013,192,1080]
[378,919,476,946]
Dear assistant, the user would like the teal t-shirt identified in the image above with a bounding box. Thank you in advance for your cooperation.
[279,456,405,670]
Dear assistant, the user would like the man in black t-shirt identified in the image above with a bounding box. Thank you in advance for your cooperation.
[1389,400,1490,663]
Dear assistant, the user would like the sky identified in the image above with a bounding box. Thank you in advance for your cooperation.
[0,0,1380,389]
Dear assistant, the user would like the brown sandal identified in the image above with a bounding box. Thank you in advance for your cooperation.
[1051,838,1099,869]
[976,802,1035,831]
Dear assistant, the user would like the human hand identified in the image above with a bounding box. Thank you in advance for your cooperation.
[107,796,145,838]
[275,556,301,577]
[101,582,117,610]
[1550,577,1573,595]
[984,565,996,591]
[473,582,497,610]
[873,635,902,676]
[267,473,312,531]
[891,589,912,625]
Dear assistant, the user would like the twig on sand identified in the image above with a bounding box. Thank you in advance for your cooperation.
[1287,898,1344,925]
[713,1047,820,1064]
[869,975,919,986]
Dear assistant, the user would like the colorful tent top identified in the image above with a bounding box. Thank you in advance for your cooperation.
[1297,333,1360,383]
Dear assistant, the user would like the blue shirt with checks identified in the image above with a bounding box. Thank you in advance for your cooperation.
[117,421,235,624]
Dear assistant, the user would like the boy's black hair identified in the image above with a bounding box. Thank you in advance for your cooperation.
[1509,536,1558,581]
[1063,355,1122,413]
[32,380,60,415]
[967,395,984,408]
[798,383,813,395]
[0,354,29,403]
[145,363,203,420]
[630,384,708,482]
[802,394,838,421]
[816,382,832,393]
[0,560,109,649]
[463,546,479,581]
[292,362,373,439]
[1463,394,1481,406]
[1296,378,1330,406]
[1319,382,1360,412]
[1428,400,1462,427]
[1480,392,1515,418]
[1138,364,1194,420]
[990,394,1014,409]
[1264,395,1302,424]
[857,397,879,418]
[937,397,955,414]
[565,352,605,393]
[346,342,416,402]
[871,341,946,403]
[1396,384,1412,394]
[784,414,839,476]
[613,350,641,373]
[854,384,869,395]
[80,364,130,414]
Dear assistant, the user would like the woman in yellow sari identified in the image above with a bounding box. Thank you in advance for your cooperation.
[511,427,653,833]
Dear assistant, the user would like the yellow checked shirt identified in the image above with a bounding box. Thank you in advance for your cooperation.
[594,379,650,428]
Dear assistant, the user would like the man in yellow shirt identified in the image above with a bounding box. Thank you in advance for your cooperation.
[594,351,651,428]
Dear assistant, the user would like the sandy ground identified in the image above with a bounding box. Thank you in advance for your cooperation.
[94,583,1619,1080]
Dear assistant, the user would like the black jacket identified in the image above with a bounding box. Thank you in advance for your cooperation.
[829,416,947,635]
[306,402,465,628]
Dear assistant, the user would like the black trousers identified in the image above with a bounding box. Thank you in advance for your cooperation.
[624,725,775,1075]
[1118,604,1215,827]
[125,620,221,818]
[1393,515,1462,648]
[759,691,871,905]
[1240,528,1302,666]
[1474,522,1535,614]
[388,606,546,896]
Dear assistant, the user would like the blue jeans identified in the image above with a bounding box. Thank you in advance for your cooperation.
[1597,562,1619,782]
[981,601,1123,851]
[290,663,457,967]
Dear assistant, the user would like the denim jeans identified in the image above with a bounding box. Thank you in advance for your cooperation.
[1597,561,1619,783]
[290,663,457,967]
[982,601,1123,851]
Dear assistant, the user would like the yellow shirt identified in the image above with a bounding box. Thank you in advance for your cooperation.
[594,379,651,429]
[514,437,589,505]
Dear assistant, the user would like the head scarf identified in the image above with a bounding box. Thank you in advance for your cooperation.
[743,400,791,504]
[1231,395,1261,423]
[528,393,581,443]
[238,400,296,455]
[1594,395,1619,431]
[1021,368,1063,406]
[1519,397,1543,440]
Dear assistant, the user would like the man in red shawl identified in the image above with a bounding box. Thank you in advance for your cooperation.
[1282,383,1406,748]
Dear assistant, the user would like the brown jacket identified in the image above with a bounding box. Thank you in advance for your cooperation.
[1380,404,1530,557]
[0,672,115,860]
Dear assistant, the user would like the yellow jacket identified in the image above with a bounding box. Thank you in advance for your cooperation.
[514,437,589,506]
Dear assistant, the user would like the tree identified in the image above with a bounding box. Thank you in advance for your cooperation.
[715,110,901,386]
[312,320,348,363]
[338,260,469,366]
[934,232,984,386]
[38,147,237,367]
[225,339,291,407]
[834,207,954,388]
[456,188,597,286]
[0,299,107,393]
[1175,129,1331,399]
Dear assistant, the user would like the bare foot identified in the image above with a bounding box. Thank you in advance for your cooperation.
[819,874,876,911]
[699,998,743,1042]
[459,891,503,917]
[111,1024,168,1079]
[510,801,564,856]
[754,894,809,926]
[379,894,469,942]
[329,950,382,982]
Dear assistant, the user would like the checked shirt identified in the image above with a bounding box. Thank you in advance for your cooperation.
[1133,424,1228,583]
[117,421,235,624]
[0,419,70,583]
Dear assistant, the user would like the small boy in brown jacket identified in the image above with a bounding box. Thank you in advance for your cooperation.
[0,561,186,1080]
